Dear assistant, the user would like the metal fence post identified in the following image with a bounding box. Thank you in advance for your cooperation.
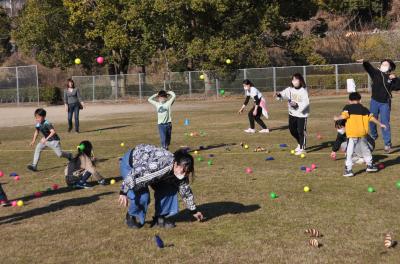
[139,73,143,101]
[35,65,39,106]
[115,75,118,101]
[367,75,372,92]
[15,67,19,105]
[92,75,95,102]
[303,66,307,83]
[188,71,192,97]
[243,68,247,80]
[215,78,219,99]
[335,64,339,93]
[272,67,276,93]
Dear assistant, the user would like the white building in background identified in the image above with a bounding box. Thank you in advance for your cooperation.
[0,0,26,17]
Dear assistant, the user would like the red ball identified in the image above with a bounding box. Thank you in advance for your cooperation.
[11,201,17,207]
[34,192,42,198]
[378,163,385,169]
[52,184,59,190]
[14,176,20,181]
[0,170,4,177]
[96,56,104,64]
[245,167,253,174]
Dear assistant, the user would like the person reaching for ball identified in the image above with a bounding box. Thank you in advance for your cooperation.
[119,144,204,229]
[238,79,269,133]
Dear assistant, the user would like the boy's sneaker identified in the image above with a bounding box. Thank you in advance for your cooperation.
[74,182,92,189]
[366,164,378,172]
[151,216,176,229]
[384,145,392,153]
[343,167,354,177]
[259,129,270,133]
[126,213,142,229]
[295,144,301,151]
[244,128,256,133]
[98,179,107,185]
[27,164,37,172]
[295,149,305,156]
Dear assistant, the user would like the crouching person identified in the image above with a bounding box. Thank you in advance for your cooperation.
[65,140,107,189]
[118,144,204,229]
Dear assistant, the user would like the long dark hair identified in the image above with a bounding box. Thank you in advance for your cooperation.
[67,78,75,89]
[173,149,195,182]
[381,59,396,72]
[291,73,306,88]
[243,79,254,87]
[76,140,94,158]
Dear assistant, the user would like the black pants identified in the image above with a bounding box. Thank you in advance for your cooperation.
[68,103,80,132]
[289,115,307,149]
[0,183,7,201]
[248,106,267,129]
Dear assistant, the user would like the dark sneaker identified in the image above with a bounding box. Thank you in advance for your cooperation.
[126,213,142,229]
[384,145,392,153]
[151,216,176,228]
[98,179,107,185]
[366,164,378,172]
[343,167,354,177]
[68,128,72,133]
[27,164,37,172]
[74,182,92,189]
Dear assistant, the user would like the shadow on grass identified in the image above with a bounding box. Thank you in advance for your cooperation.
[191,143,237,152]
[82,124,132,133]
[306,141,335,153]
[172,201,260,222]
[0,192,114,225]
[269,125,289,132]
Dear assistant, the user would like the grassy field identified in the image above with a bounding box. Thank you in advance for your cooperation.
[0,96,400,263]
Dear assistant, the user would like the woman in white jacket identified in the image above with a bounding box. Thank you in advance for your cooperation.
[276,73,310,155]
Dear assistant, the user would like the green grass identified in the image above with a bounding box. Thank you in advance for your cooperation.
[1,96,400,263]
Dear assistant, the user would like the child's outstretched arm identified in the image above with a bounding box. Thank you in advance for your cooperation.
[147,93,158,106]
[370,116,387,129]
[166,91,176,105]
[40,129,56,144]
[30,130,39,146]
[238,96,250,114]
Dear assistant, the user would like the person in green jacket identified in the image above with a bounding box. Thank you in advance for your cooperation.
[148,90,176,150]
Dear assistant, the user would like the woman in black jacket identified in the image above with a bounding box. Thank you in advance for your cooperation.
[358,59,400,153]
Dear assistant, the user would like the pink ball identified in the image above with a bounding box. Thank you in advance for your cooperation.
[14,176,20,181]
[0,170,3,177]
[34,192,42,198]
[11,201,17,207]
[311,164,317,170]
[378,163,385,169]
[305,167,311,173]
[245,167,253,174]
[96,56,104,64]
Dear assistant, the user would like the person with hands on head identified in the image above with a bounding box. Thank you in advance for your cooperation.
[275,73,310,156]
[238,79,269,134]
[357,59,400,153]
[118,144,203,229]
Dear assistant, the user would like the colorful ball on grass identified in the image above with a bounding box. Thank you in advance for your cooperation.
[270,192,277,199]
[197,157,204,162]
[74,58,81,65]
[368,186,375,193]
[300,153,305,158]
[265,156,274,161]
[96,56,104,64]
[290,150,295,154]
[0,170,3,177]
[317,133,322,140]
[207,160,213,166]
[245,167,253,174]
[378,163,385,169]
[279,144,288,148]
[46,188,52,192]
[9,172,18,177]
[194,151,198,155]
[190,132,194,137]
[14,176,20,181]
[110,179,116,185]
[396,181,400,189]
[300,166,307,171]
[304,186,311,192]
[305,167,311,173]
[311,164,317,170]
[226,59,232,64]
[244,144,249,149]
[11,201,17,207]
[52,184,59,190]
[120,142,125,147]
[34,192,42,198]
[17,200,24,207]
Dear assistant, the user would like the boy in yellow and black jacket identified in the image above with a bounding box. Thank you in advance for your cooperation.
[334,92,386,177]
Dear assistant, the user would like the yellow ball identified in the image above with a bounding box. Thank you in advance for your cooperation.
[120,142,125,147]
[17,200,24,206]
[226,59,232,64]
[244,144,249,149]
[290,150,295,154]
[199,74,205,80]
[194,150,198,155]
[300,153,305,158]
[74,58,81,65]
[303,186,310,192]
[110,179,116,185]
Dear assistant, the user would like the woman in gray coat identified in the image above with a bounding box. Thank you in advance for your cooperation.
[64,79,84,133]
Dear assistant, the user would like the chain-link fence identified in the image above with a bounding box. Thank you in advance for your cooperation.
[0,65,39,104]
[0,0,26,17]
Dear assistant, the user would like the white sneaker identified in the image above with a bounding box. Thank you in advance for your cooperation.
[295,144,301,151]
[244,128,256,133]
[295,149,305,156]
[259,129,270,133]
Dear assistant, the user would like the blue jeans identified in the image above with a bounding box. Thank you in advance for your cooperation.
[119,150,179,225]
[68,103,80,132]
[158,122,172,149]
[369,98,391,146]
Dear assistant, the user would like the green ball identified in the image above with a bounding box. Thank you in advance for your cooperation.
[396,181,400,189]
[46,188,52,192]
[367,186,375,193]
[207,160,213,166]
[270,192,277,199]
[219,89,225,95]
[197,157,203,162]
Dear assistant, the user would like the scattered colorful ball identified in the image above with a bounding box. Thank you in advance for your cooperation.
[378,163,385,169]
[244,144,249,149]
[17,200,24,207]
[52,184,59,190]
[290,150,295,154]
[0,170,3,177]
[245,167,253,174]
[120,142,125,147]
[34,192,42,198]
[304,186,311,192]
[270,192,277,199]
[11,201,17,207]
[96,56,104,64]
[396,181,400,189]
[300,153,305,158]
[14,176,20,181]
[368,186,375,193]
[110,179,116,185]
[311,164,317,170]
[207,160,213,166]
